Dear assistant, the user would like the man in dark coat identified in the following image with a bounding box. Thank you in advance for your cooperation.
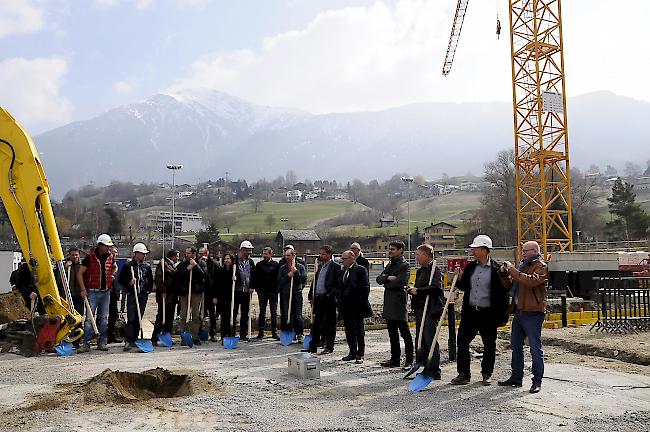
[350,242,370,272]
[277,248,307,342]
[253,247,280,340]
[152,248,179,345]
[407,244,444,378]
[199,246,219,341]
[338,249,371,364]
[304,245,341,355]
[376,240,414,368]
[176,246,207,345]
[233,240,256,341]
[451,235,511,386]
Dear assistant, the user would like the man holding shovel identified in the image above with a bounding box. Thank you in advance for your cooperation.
[338,250,371,364]
[406,244,444,379]
[153,249,179,345]
[118,243,154,352]
[278,248,307,343]
[253,247,280,340]
[176,246,207,346]
[234,241,256,341]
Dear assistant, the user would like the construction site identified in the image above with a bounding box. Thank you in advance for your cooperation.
[1,0,650,431]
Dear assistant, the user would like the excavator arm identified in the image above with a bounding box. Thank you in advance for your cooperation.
[0,108,83,352]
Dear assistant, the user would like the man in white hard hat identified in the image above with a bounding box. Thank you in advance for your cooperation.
[233,240,255,341]
[451,234,511,386]
[118,243,154,351]
[77,234,118,352]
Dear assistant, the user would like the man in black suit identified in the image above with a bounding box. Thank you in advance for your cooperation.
[350,242,369,272]
[338,250,371,364]
[304,245,341,355]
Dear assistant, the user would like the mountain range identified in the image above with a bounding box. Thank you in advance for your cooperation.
[34,89,650,199]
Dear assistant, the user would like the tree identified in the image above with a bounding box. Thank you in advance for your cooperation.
[265,214,276,233]
[285,170,297,187]
[220,215,236,234]
[604,165,618,177]
[605,178,649,241]
[195,223,220,247]
[570,167,604,240]
[624,162,642,179]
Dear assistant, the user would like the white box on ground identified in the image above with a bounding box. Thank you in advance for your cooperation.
[288,352,320,379]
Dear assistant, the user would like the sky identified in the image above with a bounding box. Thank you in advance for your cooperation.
[0,0,648,134]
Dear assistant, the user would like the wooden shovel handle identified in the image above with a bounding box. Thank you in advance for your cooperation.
[416,259,436,351]
[426,272,458,364]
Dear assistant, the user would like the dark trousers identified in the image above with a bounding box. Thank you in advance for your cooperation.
[233,291,251,338]
[125,292,148,343]
[456,306,498,377]
[108,288,119,340]
[309,295,337,351]
[205,295,219,338]
[220,299,233,338]
[414,308,441,375]
[152,299,175,341]
[257,291,278,334]
[342,307,365,357]
[280,289,304,335]
[386,319,414,362]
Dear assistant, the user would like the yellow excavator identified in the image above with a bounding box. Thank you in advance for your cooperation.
[0,107,83,355]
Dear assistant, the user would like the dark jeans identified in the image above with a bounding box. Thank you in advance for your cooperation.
[152,299,175,341]
[233,291,251,338]
[342,308,365,357]
[220,299,233,338]
[205,295,219,337]
[511,310,545,384]
[83,290,110,346]
[280,289,304,335]
[309,295,337,350]
[414,308,441,375]
[456,306,498,377]
[108,288,118,340]
[386,319,414,362]
[125,292,148,343]
[257,291,278,333]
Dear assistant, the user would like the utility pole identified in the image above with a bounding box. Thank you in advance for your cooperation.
[401,176,414,259]
[166,164,183,249]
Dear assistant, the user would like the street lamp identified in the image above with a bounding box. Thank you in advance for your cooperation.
[401,176,414,258]
[167,164,183,248]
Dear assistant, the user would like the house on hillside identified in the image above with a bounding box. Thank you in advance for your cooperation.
[424,222,457,250]
[633,176,650,191]
[374,235,407,252]
[286,190,303,202]
[379,217,395,228]
[292,182,308,191]
[276,230,321,256]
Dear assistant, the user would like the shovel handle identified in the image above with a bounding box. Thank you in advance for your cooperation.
[416,259,436,351]
[287,275,294,326]
[131,265,146,339]
[426,272,459,364]
[230,264,236,330]
[186,270,192,323]
[83,296,99,335]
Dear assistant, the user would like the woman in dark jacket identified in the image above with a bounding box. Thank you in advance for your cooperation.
[214,252,241,340]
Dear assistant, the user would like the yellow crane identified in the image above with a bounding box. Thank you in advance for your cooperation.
[443,0,573,259]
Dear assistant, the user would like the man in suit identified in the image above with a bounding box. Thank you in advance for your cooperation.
[376,240,414,368]
[451,235,512,386]
[350,242,369,272]
[305,245,341,355]
[338,250,371,364]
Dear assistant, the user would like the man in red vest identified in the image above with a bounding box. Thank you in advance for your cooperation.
[77,234,117,352]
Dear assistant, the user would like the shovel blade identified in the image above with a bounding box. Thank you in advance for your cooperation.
[302,334,313,350]
[199,328,209,342]
[135,339,154,353]
[280,330,295,346]
[180,331,194,348]
[408,373,434,392]
[403,362,423,380]
[55,341,73,357]
[157,332,173,347]
[223,336,239,350]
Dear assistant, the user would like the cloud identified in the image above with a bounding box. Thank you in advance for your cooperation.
[166,0,650,113]
[115,79,138,95]
[0,0,45,38]
[0,58,73,133]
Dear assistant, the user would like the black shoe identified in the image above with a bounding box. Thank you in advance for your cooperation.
[210,336,217,342]
[193,339,202,346]
[498,377,523,387]
[529,383,541,393]
[301,348,317,353]
[255,333,264,340]
[272,333,279,340]
[451,373,471,385]
[319,348,333,355]
[482,373,492,386]
[240,336,250,342]
[355,356,364,364]
[402,360,414,371]
[341,354,356,361]
[381,359,400,368]
[432,373,442,381]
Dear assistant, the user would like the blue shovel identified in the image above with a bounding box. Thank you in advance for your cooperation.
[224,264,239,349]
[131,266,153,353]
[280,277,295,346]
[408,272,459,392]
[180,271,194,347]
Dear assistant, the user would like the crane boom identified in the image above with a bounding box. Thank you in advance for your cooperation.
[442,0,470,76]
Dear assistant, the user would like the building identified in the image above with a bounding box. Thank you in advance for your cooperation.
[633,176,650,191]
[379,217,395,228]
[304,192,318,200]
[148,211,204,233]
[276,229,321,256]
[423,222,457,250]
[286,190,303,202]
[460,181,480,192]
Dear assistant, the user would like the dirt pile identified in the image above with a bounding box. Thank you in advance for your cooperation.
[0,290,30,324]
[80,368,198,404]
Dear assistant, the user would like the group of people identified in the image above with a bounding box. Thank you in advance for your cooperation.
[49,232,549,392]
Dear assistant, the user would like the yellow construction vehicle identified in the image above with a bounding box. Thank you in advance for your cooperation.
[0,107,83,354]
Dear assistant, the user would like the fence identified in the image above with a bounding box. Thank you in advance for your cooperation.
[590,277,650,333]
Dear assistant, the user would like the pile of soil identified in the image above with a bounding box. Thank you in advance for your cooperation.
[80,368,206,404]
[0,290,30,324]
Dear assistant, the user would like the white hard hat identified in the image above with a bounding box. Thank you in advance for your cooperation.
[469,234,493,249]
[132,243,149,254]
[284,244,295,250]
[239,240,254,250]
[97,234,114,246]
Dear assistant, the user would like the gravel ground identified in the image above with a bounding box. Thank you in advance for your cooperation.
[1,326,649,432]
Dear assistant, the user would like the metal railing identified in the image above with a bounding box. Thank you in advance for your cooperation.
[590,277,650,333]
